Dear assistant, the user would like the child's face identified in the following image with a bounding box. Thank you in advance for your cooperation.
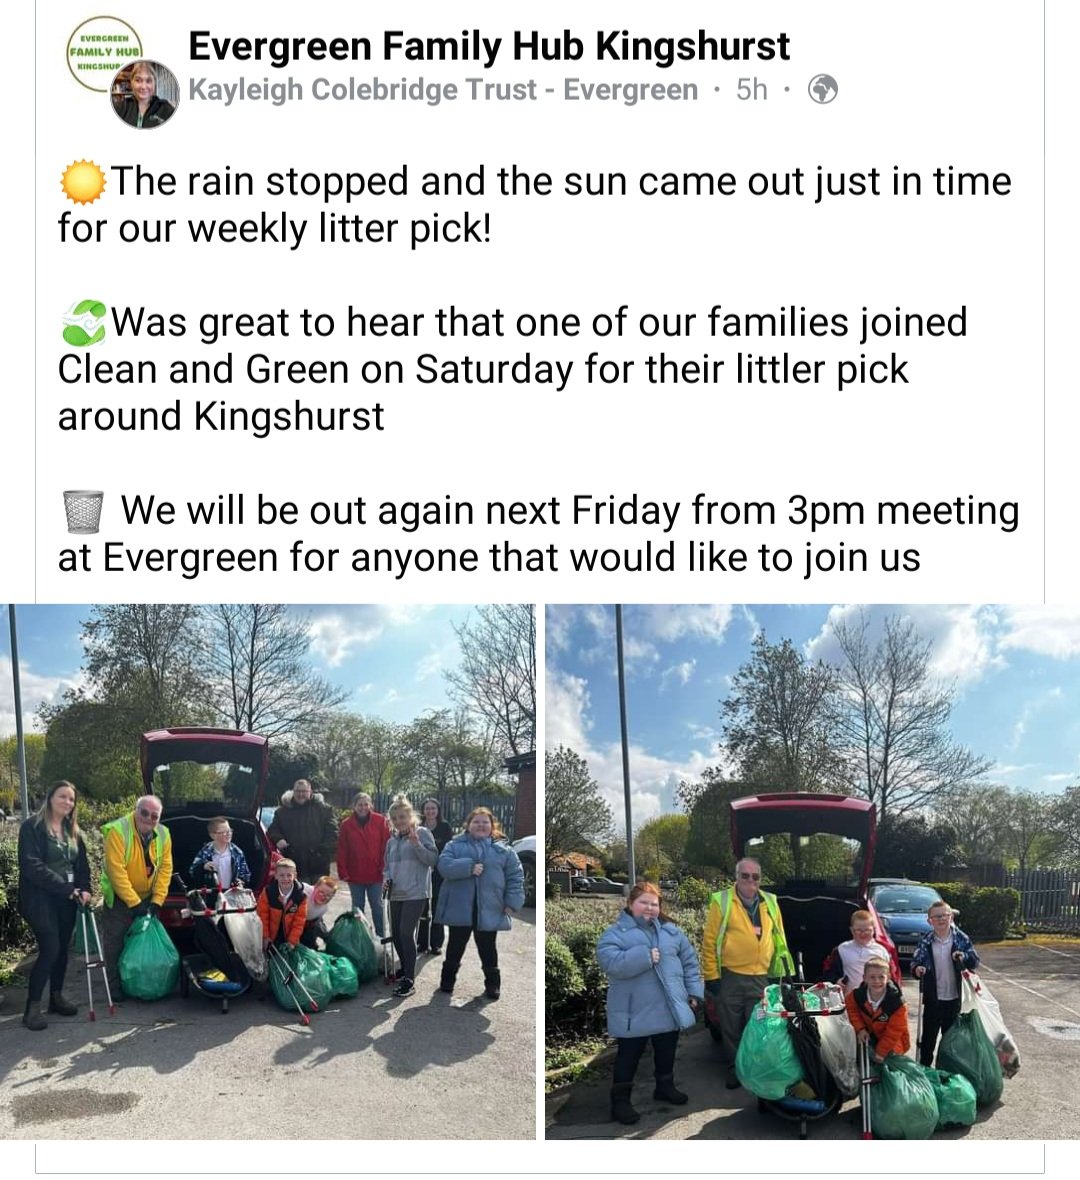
[852,920,875,945]
[276,868,295,891]
[630,892,660,920]
[929,907,953,930]
[864,965,888,991]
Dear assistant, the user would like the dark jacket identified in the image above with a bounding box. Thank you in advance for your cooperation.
[911,924,980,998]
[189,841,252,888]
[267,791,339,878]
[17,816,91,924]
[114,95,175,127]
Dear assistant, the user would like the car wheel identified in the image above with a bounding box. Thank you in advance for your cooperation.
[520,852,536,908]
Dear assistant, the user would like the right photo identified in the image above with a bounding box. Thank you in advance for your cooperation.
[545,604,1079,1140]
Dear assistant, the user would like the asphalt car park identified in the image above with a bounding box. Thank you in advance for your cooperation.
[546,940,1080,1140]
[0,886,536,1139]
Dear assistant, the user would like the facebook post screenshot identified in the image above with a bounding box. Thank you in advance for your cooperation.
[1,0,1073,1174]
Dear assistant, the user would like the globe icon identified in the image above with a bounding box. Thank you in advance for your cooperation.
[808,74,838,104]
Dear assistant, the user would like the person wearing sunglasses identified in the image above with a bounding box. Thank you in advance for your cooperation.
[700,857,794,1089]
[98,795,173,996]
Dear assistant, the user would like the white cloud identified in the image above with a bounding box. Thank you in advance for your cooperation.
[660,659,696,691]
[307,605,424,667]
[415,650,445,681]
[635,604,735,644]
[806,604,1002,688]
[546,667,714,825]
[0,656,81,736]
[997,607,1080,660]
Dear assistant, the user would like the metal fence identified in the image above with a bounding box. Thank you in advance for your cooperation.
[1006,868,1080,929]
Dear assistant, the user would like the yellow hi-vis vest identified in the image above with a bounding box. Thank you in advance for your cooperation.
[710,887,795,979]
[100,814,167,907]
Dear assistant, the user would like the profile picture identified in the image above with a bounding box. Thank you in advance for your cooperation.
[111,59,178,128]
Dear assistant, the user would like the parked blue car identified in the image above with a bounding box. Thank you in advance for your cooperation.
[868,878,950,965]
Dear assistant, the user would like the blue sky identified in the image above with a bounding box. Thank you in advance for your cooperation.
[546,605,1080,824]
[0,604,478,735]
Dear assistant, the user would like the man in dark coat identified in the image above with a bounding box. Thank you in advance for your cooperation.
[266,779,339,881]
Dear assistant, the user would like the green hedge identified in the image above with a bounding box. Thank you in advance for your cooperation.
[925,883,1020,940]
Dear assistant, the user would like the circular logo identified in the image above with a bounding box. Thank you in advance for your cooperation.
[67,17,143,92]
[808,74,838,104]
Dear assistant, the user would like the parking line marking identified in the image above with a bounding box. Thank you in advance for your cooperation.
[979,964,1080,1018]
[1027,942,1080,959]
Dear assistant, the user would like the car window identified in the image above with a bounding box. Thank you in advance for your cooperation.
[743,830,863,887]
[872,885,941,911]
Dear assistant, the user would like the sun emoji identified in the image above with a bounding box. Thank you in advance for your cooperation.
[61,160,107,204]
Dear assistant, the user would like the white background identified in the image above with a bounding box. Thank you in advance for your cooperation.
[2,0,1066,605]
[2,0,1078,1172]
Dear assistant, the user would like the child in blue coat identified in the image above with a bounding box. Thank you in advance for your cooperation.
[912,899,980,1066]
[596,882,704,1125]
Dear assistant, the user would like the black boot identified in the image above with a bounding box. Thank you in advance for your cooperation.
[439,963,458,994]
[653,1074,689,1104]
[610,1082,640,1125]
[22,1000,47,1031]
[483,969,501,1000]
[48,991,78,1016]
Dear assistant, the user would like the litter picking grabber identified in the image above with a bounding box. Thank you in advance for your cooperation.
[266,945,309,1025]
[79,904,115,1021]
[266,939,318,1014]
[916,976,924,1058]
[858,1041,875,1140]
[381,887,397,984]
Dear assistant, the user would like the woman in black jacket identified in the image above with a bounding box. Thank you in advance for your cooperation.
[417,798,454,955]
[17,781,92,1029]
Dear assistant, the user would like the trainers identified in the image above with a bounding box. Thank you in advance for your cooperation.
[392,978,415,997]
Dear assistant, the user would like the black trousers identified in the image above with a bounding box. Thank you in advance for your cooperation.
[300,918,329,951]
[445,924,498,976]
[613,1030,680,1084]
[26,895,79,1002]
[919,993,962,1066]
[417,872,445,952]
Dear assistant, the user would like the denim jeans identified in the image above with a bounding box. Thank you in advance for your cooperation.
[348,882,385,938]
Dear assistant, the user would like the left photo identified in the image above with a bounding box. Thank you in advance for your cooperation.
[0,603,536,1139]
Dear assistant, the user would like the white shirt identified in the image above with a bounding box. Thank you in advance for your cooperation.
[837,939,890,991]
[211,847,233,889]
[931,933,959,1000]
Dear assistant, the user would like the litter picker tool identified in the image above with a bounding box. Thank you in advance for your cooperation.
[79,903,115,1021]
[381,884,397,984]
[916,975,924,1058]
[858,1040,876,1140]
[267,942,319,1014]
[266,942,311,1025]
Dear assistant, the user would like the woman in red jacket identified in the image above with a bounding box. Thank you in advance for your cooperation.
[336,793,390,939]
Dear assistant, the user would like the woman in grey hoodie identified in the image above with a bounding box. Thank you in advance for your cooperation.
[383,796,438,997]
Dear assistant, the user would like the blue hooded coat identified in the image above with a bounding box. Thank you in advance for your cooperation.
[597,910,704,1038]
[435,834,525,931]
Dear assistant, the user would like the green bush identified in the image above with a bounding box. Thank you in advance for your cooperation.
[0,836,32,953]
[678,876,712,908]
[927,883,1020,940]
[545,935,585,1018]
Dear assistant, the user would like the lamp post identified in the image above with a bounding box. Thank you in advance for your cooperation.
[615,605,635,888]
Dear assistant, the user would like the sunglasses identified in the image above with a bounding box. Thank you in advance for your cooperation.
[138,808,161,821]
[738,872,761,881]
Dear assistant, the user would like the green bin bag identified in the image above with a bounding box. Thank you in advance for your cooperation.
[118,914,180,1000]
[325,952,359,999]
[937,1010,1004,1107]
[326,912,378,983]
[869,1054,939,1140]
[922,1066,978,1129]
[270,943,333,1013]
[735,984,824,1099]
[72,911,101,956]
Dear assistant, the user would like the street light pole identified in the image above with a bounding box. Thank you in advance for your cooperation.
[8,605,30,817]
[615,604,636,887]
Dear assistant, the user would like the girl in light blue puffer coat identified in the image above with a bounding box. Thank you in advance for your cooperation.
[596,882,703,1125]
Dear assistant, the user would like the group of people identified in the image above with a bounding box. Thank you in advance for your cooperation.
[597,858,982,1125]
[15,777,525,1028]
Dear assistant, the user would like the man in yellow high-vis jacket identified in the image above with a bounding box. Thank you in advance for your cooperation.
[701,857,794,1087]
[98,795,173,995]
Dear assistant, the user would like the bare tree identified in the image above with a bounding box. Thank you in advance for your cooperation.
[833,611,992,824]
[546,746,613,868]
[998,789,1061,873]
[202,604,347,739]
[721,633,847,792]
[445,604,536,755]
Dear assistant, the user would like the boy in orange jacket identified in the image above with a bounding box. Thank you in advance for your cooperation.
[844,956,910,1063]
[256,858,308,949]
